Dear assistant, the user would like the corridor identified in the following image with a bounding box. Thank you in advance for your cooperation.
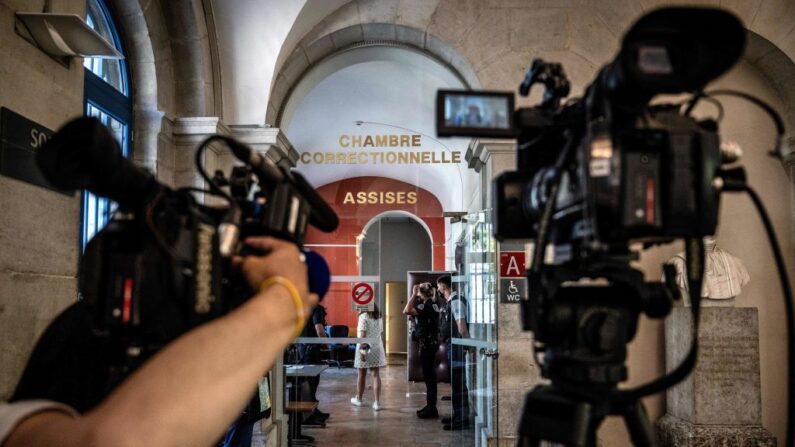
[304,356,476,447]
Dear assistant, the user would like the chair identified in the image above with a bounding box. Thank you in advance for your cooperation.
[327,325,354,368]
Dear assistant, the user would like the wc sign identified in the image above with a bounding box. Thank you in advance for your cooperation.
[499,251,527,304]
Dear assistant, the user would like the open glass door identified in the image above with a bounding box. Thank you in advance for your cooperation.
[451,210,498,446]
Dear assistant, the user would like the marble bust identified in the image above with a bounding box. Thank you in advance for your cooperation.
[667,236,750,306]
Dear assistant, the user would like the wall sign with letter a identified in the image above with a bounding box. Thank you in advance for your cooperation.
[499,251,525,278]
[499,251,527,303]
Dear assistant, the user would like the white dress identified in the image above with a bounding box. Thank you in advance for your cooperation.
[353,313,387,368]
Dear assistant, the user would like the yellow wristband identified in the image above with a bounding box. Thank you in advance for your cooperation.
[259,276,305,339]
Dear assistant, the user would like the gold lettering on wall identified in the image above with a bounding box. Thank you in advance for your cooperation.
[301,133,463,165]
[341,191,419,205]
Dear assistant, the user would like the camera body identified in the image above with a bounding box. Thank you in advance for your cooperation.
[36,118,337,376]
[436,7,747,444]
[493,101,722,253]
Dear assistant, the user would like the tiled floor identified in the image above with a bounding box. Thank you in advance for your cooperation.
[303,355,476,447]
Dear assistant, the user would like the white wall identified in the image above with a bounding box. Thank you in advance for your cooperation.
[282,45,480,214]
[0,0,84,399]
[211,0,306,124]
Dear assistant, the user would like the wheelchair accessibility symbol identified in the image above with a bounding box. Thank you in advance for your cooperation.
[500,278,526,303]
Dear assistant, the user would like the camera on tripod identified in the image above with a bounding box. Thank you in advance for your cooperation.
[437,7,750,446]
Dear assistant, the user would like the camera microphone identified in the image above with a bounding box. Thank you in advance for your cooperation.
[224,137,339,233]
[36,117,160,209]
[303,250,331,301]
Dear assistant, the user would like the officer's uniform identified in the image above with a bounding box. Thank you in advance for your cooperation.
[440,292,471,426]
[413,295,441,410]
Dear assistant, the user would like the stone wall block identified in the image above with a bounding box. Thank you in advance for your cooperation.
[486,0,573,7]
[776,26,795,64]
[269,75,291,116]
[266,103,278,127]
[309,2,361,42]
[280,49,310,87]
[174,76,209,116]
[744,31,776,65]
[508,8,568,53]
[357,0,399,24]
[497,385,524,437]
[750,0,795,45]
[568,4,620,67]
[361,22,397,41]
[497,339,540,389]
[0,179,80,277]
[425,32,456,65]
[754,48,795,88]
[427,0,486,46]
[458,8,510,74]
[303,34,335,64]
[329,25,364,49]
[396,0,440,30]
[160,0,206,40]
[588,0,643,36]
[0,272,76,399]
[720,0,763,26]
[394,25,426,49]
[476,49,534,90]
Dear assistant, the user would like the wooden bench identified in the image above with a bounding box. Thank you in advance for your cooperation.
[286,401,318,445]
[286,401,318,413]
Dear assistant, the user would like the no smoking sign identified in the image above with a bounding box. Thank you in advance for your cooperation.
[351,282,375,311]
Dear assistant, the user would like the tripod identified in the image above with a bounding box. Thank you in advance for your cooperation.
[516,262,681,447]
[517,384,655,447]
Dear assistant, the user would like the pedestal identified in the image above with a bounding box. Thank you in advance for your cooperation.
[657,307,776,446]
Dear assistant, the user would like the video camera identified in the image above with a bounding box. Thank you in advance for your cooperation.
[32,117,338,386]
[436,7,770,446]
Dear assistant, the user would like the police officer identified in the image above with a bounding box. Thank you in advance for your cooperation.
[438,275,471,430]
[403,282,441,419]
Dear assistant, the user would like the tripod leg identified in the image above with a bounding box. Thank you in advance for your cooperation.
[622,400,656,447]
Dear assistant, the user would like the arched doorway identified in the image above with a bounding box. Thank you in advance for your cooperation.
[360,211,432,354]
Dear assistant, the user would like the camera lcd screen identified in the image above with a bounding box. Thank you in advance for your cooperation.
[436,90,515,138]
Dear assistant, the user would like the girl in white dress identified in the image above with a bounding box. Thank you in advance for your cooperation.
[350,304,387,410]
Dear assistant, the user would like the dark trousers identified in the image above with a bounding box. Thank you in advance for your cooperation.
[448,345,470,423]
[298,344,320,402]
[420,344,438,408]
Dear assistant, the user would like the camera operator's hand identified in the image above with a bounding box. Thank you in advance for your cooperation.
[3,237,320,447]
[235,236,316,325]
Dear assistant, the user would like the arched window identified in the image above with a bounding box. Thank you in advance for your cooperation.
[82,0,132,249]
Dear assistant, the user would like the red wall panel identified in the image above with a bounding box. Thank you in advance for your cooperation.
[305,176,445,331]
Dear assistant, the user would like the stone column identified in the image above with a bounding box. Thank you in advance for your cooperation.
[170,116,231,192]
[657,307,776,446]
[477,139,545,445]
[228,124,299,169]
[225,125,296,447]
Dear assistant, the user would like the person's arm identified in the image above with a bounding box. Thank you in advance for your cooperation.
[314,324,326,338]
[5,237,315,447]
[453,299,470,338]
[456,319,470,338]
[403,285,419,316]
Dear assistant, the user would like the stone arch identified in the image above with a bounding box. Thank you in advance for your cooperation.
[268,0,795,150]
[266,22,481,126]
[104,0,164,172]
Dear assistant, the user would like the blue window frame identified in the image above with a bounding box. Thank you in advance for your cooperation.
[81,0,132,250]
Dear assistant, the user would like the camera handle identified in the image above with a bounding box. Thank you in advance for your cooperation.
[519,59,571,110]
